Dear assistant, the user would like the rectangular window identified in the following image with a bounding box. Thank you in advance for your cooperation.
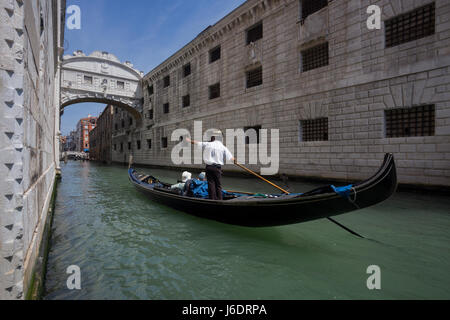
[182,94,190,108]
[385,105,435,138]
[137,140,141,150]
[244,125,262,144]
[163,75,170,88]
[301,42,329,72]
[115,123,118,130]
[163,103,170,114]
[161,137,168,149]
[120,143,123,152]
[209,83,220,100]
[117,81,125,89]
[114,144,117,151]
[246,22,263,44]
[129,118,133,126]
[209,46,221,63]
[149,109,154,120]
[128,142,132,150]
[84,76,93,85]
[385,3,435,48]
[301,0,328,21]
[147,139,152,149]
[246,67,263,88]
[299,118,328,142]
[147,84,154,95]
[183,63,191,77]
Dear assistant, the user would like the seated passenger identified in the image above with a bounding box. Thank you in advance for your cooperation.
[198,172,206,181]
[170,171,192,192]
[183,172,206,197]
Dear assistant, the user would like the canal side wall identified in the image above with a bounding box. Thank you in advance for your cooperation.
[0,0,65,300]
[111,0,450,187]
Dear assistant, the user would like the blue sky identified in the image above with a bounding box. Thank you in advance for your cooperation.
[61,0,246,135]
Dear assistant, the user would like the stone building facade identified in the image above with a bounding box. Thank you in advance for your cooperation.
[0,0,66,299]
[111,0,450,187]
[90,105,114,163]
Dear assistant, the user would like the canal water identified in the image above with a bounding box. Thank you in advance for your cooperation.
[43,161,450,299]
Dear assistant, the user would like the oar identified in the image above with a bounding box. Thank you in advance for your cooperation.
[234,162,366,239]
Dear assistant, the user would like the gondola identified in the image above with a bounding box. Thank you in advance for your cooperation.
[128,153,397,227]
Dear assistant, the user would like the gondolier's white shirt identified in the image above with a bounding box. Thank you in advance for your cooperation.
[197,141,233,166]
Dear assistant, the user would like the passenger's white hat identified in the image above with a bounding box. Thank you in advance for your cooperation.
[182,171,192,182]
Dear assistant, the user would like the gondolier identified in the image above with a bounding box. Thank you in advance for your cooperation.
[186,133,235,200]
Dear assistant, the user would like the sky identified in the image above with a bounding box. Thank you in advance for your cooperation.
[61,0,246,135]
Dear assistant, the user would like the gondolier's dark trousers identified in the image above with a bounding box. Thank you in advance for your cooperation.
[206,164,222,200]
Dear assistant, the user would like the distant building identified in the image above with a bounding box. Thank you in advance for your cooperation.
[76,115,97,152]
[90,105,114,163]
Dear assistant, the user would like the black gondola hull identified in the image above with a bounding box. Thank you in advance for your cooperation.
[128,154,397,227]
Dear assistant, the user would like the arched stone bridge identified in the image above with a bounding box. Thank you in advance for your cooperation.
[61,50,144,125]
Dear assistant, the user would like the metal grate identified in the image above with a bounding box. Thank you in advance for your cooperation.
[163,103,169,114]
[183,63,191,77]
[246,22,263,44]
[385,3,435,48]
[301,0,328,21]
[246,67,263,88]
[300,118,328,142]
[209,83,220,99]
[163,76,170,88]
[301,42,329,72]
[182,94,190,108]
[210,46,221,63]
[385,105,435,137]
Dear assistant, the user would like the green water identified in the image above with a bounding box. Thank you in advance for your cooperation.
[43,161,450,299]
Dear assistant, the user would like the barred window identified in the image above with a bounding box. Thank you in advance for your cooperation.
[385,3,435,48]
[210,46,221,63]
[246,67,263,88]
[182,94,190,108]
[161,137,168,149]
[163,103,169,114]
[148,84,154,95]
[301,0,328,21]
[163,75,170,88]
[209,83,220,99]
[244,126,262,144]
[385,105,435,138]
[84,76,93,85]
[300,118,328,142]
[147,139,152,149]
[183,63,191,77]
[117,81,125,89]
[246,22,263,44]
[301,42,329,72]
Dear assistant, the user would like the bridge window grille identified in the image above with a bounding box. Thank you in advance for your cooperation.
[209,46,221,63]
[299,118,328,142]
[300,0,328,21]
[182,95,190,108]
[163,76,170,88]
[385,3,435,48]
[163,103,170,114]
[117,81,125,89]
[147,139,152,149]
[209,83,220,100]
[183,63,191,77]
[84,76,93,85]
[301,42,329,72]
[246,67,263,88]
[246,22,263,44]
[385,105,435,138]
[161,137,168,149]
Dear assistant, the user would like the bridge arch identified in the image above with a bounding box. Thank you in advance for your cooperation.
[61,50,144,125]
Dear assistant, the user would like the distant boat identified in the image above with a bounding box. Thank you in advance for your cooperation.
[128,153,397,227]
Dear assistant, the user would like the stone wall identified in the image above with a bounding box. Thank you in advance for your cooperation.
[111,0,450,187]
[0,0,65,299]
